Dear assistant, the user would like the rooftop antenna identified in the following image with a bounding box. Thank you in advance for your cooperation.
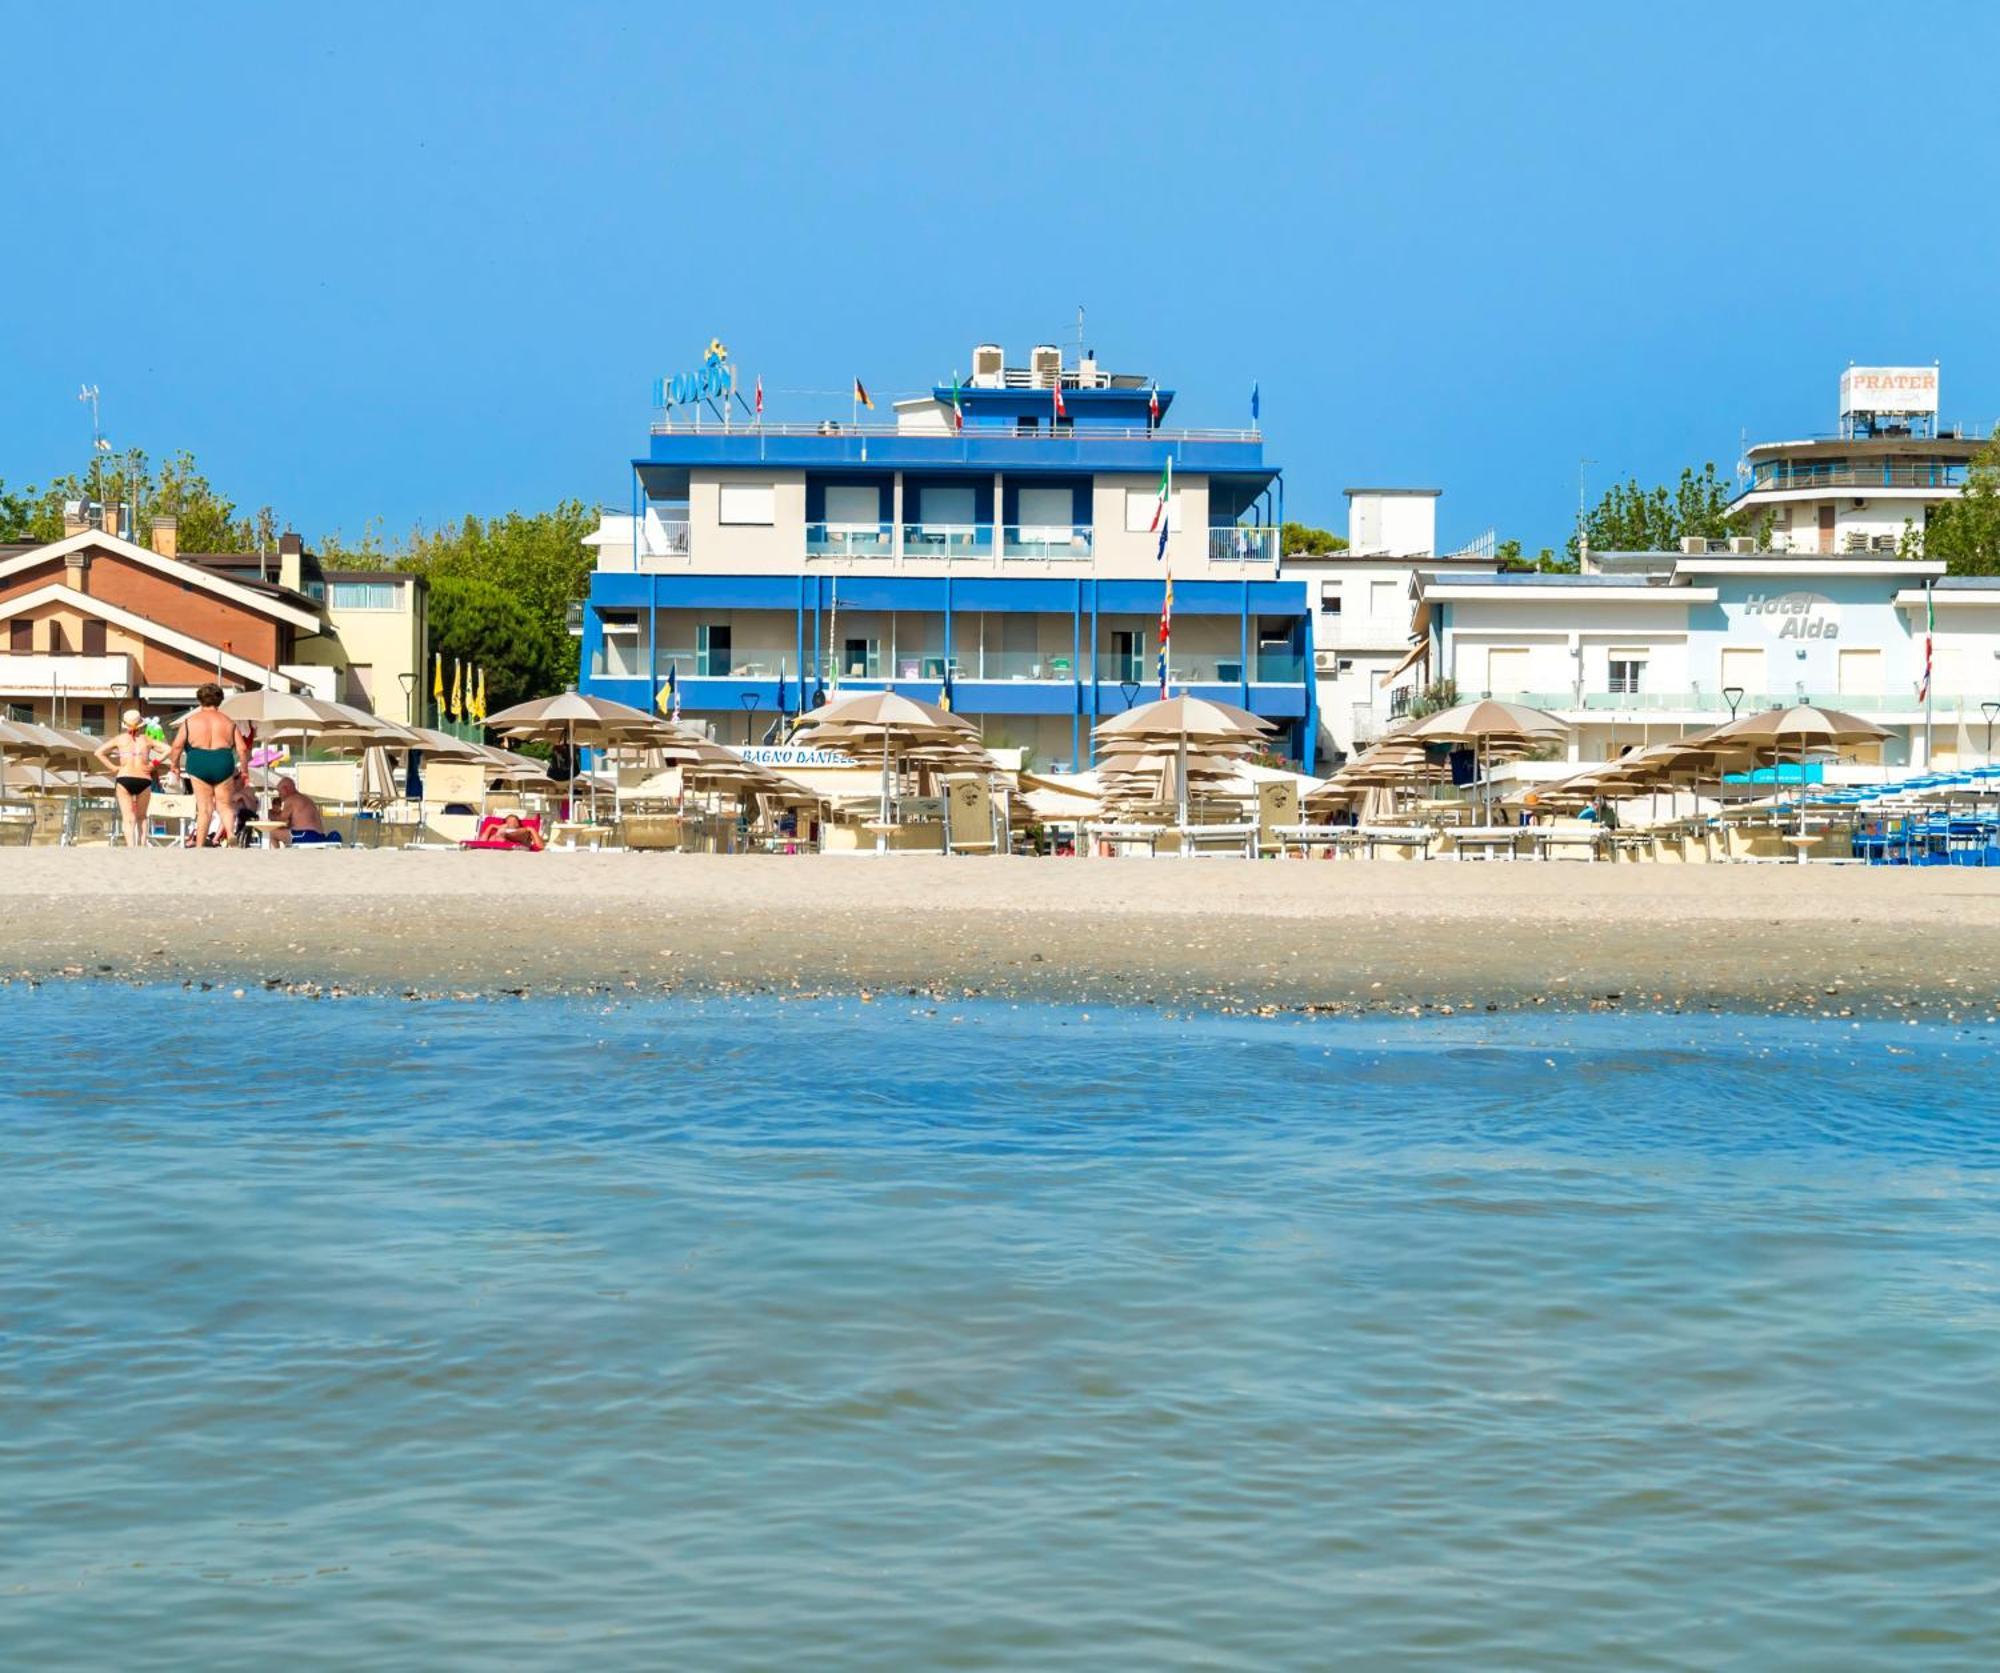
[1076,304,1085,360]
[1577,457,1596,570]
[79,384,109,524]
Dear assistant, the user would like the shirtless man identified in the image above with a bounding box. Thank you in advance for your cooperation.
[93,708,167,848]
[165,683,249,846]
[269,775,330,845]
[494,813,544,850]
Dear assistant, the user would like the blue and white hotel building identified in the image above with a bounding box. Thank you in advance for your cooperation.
[577,341,1311,770]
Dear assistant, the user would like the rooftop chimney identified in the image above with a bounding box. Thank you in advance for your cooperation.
[151,514,179,559]
[278,531,304,594]
[62,499,90,538]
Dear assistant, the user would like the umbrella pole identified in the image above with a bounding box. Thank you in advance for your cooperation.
[879,722,891,854]
[1177,730,1189,851]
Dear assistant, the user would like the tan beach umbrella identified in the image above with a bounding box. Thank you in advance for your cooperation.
[1702,704,1890,850]
[1405,698,1569,820]
[795,691,984,835]
[1093,693,1272,745]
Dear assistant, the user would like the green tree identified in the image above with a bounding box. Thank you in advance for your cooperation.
[1283,520,1347,556]
[1904,437,2000,575]
[1496,538,1574,574]
[393,502,598,699]
[1569,463,1739,560]
[4,446,272,551]
[427,573,548,714]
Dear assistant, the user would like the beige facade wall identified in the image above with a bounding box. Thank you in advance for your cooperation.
[325,579,427,723]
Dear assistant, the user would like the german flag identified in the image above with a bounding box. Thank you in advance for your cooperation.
[853,377,874,411]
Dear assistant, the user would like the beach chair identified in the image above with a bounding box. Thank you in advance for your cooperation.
[945,778,1000,854]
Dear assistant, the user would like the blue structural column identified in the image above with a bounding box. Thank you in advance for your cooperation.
[794,580,806,715]
[1301,594,1318,774]
[647,574,659,708]
[1086,577,1099,767]
[1239,582,1250,709]
[1071,584,1082,768]
[943,572,953,696]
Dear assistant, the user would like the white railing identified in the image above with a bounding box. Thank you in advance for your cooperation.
[1207,526,1278,564]
[647,420,1261,443]
[0,653,133,696]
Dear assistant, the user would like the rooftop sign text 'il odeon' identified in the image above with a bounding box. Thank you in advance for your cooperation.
[652,340,734,410]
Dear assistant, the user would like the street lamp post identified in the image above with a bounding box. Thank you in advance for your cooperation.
[1983,700,1999,761]
[739,693,761,746]
[1723,685,1745,720]
[398,671,416,727]
[1119,679,1140,712]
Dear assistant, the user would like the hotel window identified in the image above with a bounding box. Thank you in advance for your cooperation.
[1607,654,1646,695]
[81,620,107,655]
[79,703,106,736]
[330,581,397,610]
[717,483,776,526]
[6,702,31,723]
[1719,647,1764,695]
[1017,486,1073,540]
[8,620,27,654]
[1370,579,1401,617]
[842,637,880,679]
[921,485,975,528]
[696,623,732,677]
[1319,583,1343,615]
[1109,630,1144,683]
[593,611,648,679]
[823,485,879,531]
[47,621,69,655]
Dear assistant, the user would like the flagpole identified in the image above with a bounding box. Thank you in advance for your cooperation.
[1923,576,1935,769]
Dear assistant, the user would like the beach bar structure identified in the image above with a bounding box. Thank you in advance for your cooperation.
[576,340,1315,771]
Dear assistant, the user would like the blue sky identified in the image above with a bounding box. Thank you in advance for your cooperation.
[4,2,1997,552]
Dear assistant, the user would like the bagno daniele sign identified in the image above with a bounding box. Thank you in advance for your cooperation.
[736,746,858,767]
[1839,365,1938,417]
[1742,591,1842,641]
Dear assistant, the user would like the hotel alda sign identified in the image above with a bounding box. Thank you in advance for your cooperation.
[653,339,734,410]
[1742,590,1842,641]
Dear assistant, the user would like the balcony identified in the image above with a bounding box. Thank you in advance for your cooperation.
[0,653,135,697]
[1742,462,1970,495]
[1002,524,1094,561]
[899,522,994,560]
[806,521,893,558]
[1482,688,1926,716]
[1207,525,1279,565]
[967,651,1074,682]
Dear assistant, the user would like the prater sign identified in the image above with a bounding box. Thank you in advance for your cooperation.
[1742,591,1841,641]
[1839,365,1939,417]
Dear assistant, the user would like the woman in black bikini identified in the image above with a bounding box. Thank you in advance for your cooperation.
[166,683,249,847]
[93,708,167,849]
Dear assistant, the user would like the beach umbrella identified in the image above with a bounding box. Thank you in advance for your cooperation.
[486,692,699,823]
[1093,695,1273,835]
[1705,705,1890,854]
[1405,699,1569,822]
[794,690,983,843]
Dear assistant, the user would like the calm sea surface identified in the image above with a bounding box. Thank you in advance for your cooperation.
[3,990,1999,1670]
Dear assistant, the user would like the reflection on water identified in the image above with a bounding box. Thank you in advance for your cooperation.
[3,991,1999,1668]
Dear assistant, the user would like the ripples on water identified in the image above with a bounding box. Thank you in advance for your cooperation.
[3,991,1999,1669]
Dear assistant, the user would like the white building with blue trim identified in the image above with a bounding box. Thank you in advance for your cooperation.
[578,341,1311,771]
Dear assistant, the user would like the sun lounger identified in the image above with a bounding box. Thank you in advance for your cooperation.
[462,815,544,851]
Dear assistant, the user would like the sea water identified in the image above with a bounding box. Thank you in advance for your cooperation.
[3,990,1999,1670]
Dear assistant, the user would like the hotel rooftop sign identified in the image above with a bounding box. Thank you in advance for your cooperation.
[1839,365,1938,417]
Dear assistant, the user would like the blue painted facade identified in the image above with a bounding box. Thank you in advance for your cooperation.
[581,356,1314,768]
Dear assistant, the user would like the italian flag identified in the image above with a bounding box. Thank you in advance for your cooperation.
[950,375,964,431]
[1148,384,1161,427]
[1148,456,1173,533]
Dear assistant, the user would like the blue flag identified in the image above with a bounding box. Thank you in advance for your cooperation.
[1250,381,1260,423]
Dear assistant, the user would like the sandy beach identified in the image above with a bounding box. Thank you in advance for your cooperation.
[2,848,1997,1017]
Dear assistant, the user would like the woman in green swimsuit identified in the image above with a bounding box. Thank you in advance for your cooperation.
[167,682,249,846]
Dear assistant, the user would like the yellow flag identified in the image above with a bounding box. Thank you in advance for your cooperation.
[474,667,486,722]
[432,651,443,704]
[450,658,462,720]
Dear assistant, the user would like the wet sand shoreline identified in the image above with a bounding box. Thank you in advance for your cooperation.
[2,849,1996,1020]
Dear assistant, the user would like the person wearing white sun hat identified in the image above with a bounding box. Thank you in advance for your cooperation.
[93,708,168,848]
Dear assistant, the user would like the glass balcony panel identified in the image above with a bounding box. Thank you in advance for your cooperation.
[805,521,893,557]
[969,650,1074,682]
[899,522,993,558]
[1001,524,1094,560]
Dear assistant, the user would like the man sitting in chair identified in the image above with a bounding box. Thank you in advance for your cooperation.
[270,775,336,846]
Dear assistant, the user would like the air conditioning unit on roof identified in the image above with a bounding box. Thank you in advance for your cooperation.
[972,343,1004,386]
[1029,344,1062,388]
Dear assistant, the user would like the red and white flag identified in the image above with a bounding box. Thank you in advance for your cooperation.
[754,375,764,418]
[1147,384,1161,427]
[1053,383,1068,422]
